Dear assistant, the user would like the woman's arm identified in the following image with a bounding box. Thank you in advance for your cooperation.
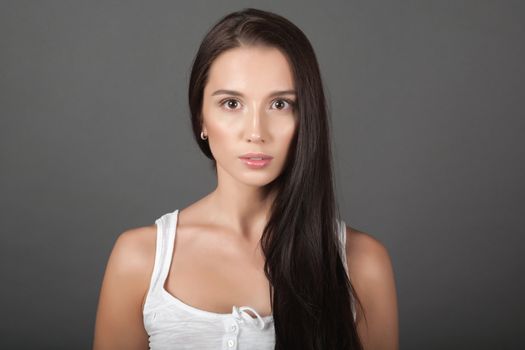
[92,227,155,350]
[346,226,399,350]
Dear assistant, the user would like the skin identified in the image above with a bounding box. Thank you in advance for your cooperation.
[92,45,398,350]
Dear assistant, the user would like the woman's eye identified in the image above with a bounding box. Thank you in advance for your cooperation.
[220,99,241,110]
[220,98,295,111]
[272,99,294,110]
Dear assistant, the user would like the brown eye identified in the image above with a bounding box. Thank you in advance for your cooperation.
[227,100,238,109]
[272,99,294,110]
[221,99,241,110]
[275,100,286,109]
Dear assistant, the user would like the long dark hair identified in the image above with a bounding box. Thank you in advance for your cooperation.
[188,8,363,350]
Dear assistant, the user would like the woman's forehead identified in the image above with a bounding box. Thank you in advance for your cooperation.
[205,46,295,96]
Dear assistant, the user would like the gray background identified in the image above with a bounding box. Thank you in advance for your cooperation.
[1,1,523,349]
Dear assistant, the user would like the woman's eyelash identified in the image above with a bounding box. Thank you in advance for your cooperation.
[219,99,240,109]
[278,98,296,108]
[219,98,296,110]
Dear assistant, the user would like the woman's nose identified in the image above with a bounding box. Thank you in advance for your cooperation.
[245,107,266,143]
[247,132,264,143]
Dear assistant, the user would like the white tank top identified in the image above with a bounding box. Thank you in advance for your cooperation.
[142,208,356,350]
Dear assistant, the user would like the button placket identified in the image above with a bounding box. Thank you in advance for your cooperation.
[225,304,268,349]
[224,317,240,334]
[223,317,239,349]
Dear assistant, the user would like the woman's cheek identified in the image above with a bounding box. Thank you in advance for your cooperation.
[270,115,296,140]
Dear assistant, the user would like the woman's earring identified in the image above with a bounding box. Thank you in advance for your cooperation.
[200,131,208,140]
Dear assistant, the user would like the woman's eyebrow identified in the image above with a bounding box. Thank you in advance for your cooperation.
[211,89,296,97]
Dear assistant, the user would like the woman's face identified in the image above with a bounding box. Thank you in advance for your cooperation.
[201,45,298,187]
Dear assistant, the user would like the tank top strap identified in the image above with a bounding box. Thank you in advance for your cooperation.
[338,219,357,321]
[146,209,179,296]
[337,219,349,276]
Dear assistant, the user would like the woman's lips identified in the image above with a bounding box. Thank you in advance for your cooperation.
[239,152,273,159]
[239,158,272,169]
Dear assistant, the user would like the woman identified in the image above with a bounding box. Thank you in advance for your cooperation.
[93,8,398,350]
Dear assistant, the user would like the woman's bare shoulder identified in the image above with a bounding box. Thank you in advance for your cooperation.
[107,224,159,309]
[93,224,158,349]
[345,225,389,268]
[112,224,158,274]
[344,225,393,279]
[344,225,399,348]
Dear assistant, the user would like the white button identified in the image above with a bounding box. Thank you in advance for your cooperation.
[227,339,235,347]
[230,324,238,331]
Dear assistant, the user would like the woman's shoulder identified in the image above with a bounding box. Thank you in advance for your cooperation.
[101,224,158,297]
[344,225,394,284]
[107,224,159,308]
[112,224,158,275]
[345,226,397,328]
[93,224,159,348]
[344,225,398,333]
[345,226,394,295]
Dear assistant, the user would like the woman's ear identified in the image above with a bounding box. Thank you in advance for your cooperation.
[200,117,207,134]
